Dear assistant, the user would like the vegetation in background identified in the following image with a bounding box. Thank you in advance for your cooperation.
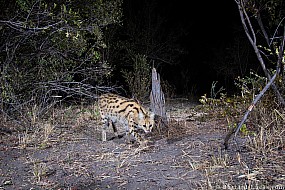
[0,0,122,126]
[200,70,284,152]
[198,0,285,186]
[106,0,184,99]
[0,1,284,188]
[122,54,151,101]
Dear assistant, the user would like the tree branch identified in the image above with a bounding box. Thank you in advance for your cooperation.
[234,25,285,135]
[236,0,285,106]
[224,0,285,149]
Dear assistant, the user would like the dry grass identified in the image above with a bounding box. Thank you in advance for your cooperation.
[197,94,285,189]
[1,98,285,189]
[13,102,101,149]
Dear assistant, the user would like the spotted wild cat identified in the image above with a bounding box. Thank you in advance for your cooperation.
[98,93,154,145]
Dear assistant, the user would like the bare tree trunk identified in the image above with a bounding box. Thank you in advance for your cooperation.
[150,68,168,130]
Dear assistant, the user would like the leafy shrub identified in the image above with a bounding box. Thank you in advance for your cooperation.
[0,0,122,125]
[201,71,282,129]
[122,54,151,101]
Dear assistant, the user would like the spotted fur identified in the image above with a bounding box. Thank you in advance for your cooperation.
[98,93,154,144]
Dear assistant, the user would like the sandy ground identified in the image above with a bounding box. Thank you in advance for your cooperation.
[0,101,284,189]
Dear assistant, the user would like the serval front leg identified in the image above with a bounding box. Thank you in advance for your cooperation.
[101,116,109,142]
[127,116,148,146]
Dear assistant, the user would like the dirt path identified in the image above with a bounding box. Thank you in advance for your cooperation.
[0,120,228,189]
[0,102,284,189]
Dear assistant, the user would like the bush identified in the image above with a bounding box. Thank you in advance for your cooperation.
[122,54,151,101]
[0,0,122,126]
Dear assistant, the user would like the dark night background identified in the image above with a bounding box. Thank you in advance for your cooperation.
[0,0,264,102]
[118,0,260,97]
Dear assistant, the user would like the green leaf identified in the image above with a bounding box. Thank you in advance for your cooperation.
[63,4,67,13]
